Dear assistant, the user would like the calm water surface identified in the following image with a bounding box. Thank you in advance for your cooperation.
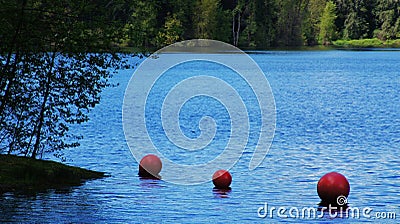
[1,50,399,223]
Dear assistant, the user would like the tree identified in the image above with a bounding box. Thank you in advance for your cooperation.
[215,4,232,43]
[374,0,400,40]
[0,0,131,159]
[156,14,184,46]
[256,0,278,48]
[303,0,327,45]
[194,0,219,39]
[333,0,375,40]
[242,0,277,48]
[163,0,196,40]
[123,0,158,49]
[319,1,338,45]
[276,0,305,46]
[242,1,256,47]
[342,0,373,39]
[231,0,245,46]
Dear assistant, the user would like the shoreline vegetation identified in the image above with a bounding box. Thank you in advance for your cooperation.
[120,1,400,51]
[0,155,106,194]
[333,38,400,49]
[240,38,400,51]
[120,38,400,54]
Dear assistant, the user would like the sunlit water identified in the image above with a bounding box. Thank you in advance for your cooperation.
[1,50,399,223]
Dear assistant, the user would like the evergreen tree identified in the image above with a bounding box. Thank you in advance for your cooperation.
[319,1,338,45]
[254,0,277,48]
[374,0,400,40]
[276,0,305,46]
[342,0,372,39]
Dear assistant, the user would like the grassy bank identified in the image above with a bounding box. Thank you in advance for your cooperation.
[333,38,400,48]
[0,154,106,194]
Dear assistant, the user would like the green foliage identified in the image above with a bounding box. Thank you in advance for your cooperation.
[275,0,305,46]
[342,0,372,40]
[119,0,400,49]
[333,38,383,47]
[0,0,131,159]
[319,1,338,45]
[194,0,220,39]
[123,0,158,49]
[303,0,327,45]
[385,39,400,47]
[242,1,258,47]
[333,38,400,47]
[162,0,195,40]
[214,8,232,43]
[374,0,400,40]
[156,14,184,47]
[246,0,277,48]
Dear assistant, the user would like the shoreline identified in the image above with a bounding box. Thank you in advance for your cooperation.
[119,38,400,54]
[0,154,107,194]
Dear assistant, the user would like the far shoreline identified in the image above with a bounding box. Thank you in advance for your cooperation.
[120,38,400,54]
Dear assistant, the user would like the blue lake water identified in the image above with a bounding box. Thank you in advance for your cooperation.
[1,50,399,223]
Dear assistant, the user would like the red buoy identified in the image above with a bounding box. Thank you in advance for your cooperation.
[138,154,162,179]
[317,172,350,205]
[212,170,232,189]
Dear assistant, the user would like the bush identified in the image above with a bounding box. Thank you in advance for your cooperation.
[332,38,400,48]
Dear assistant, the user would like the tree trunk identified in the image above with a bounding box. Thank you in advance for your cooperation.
[232,12,236,45]
[0,0,27,117]
[31,78,50,159]
[232,9,241,46]
[7,110,24,155]
[31,53,56,159]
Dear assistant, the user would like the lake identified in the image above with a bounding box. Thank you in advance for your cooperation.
[1,50,399,223]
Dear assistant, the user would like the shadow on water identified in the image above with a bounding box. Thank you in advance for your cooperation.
[212,188,231,198]
[0,186,81,222]
[1,185,77,197]
[139,177,164,189]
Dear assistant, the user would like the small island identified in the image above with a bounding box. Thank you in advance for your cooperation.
[0,154,106,194]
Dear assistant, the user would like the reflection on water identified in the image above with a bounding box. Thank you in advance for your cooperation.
[213,188,232,199]
[139,178,164,189]
[2,51,400,223]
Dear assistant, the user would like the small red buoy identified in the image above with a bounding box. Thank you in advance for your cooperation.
[212,170,232,189]
[138,154,162,179]
[317,172,350,205]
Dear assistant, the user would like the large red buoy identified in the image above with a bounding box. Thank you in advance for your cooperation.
[138,154,162,179]
[317,172,350,206]
[212,170,232,189]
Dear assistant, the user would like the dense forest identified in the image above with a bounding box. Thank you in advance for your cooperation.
[123,0,400,49]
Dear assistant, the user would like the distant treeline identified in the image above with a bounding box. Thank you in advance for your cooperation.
[123,0,400,49]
